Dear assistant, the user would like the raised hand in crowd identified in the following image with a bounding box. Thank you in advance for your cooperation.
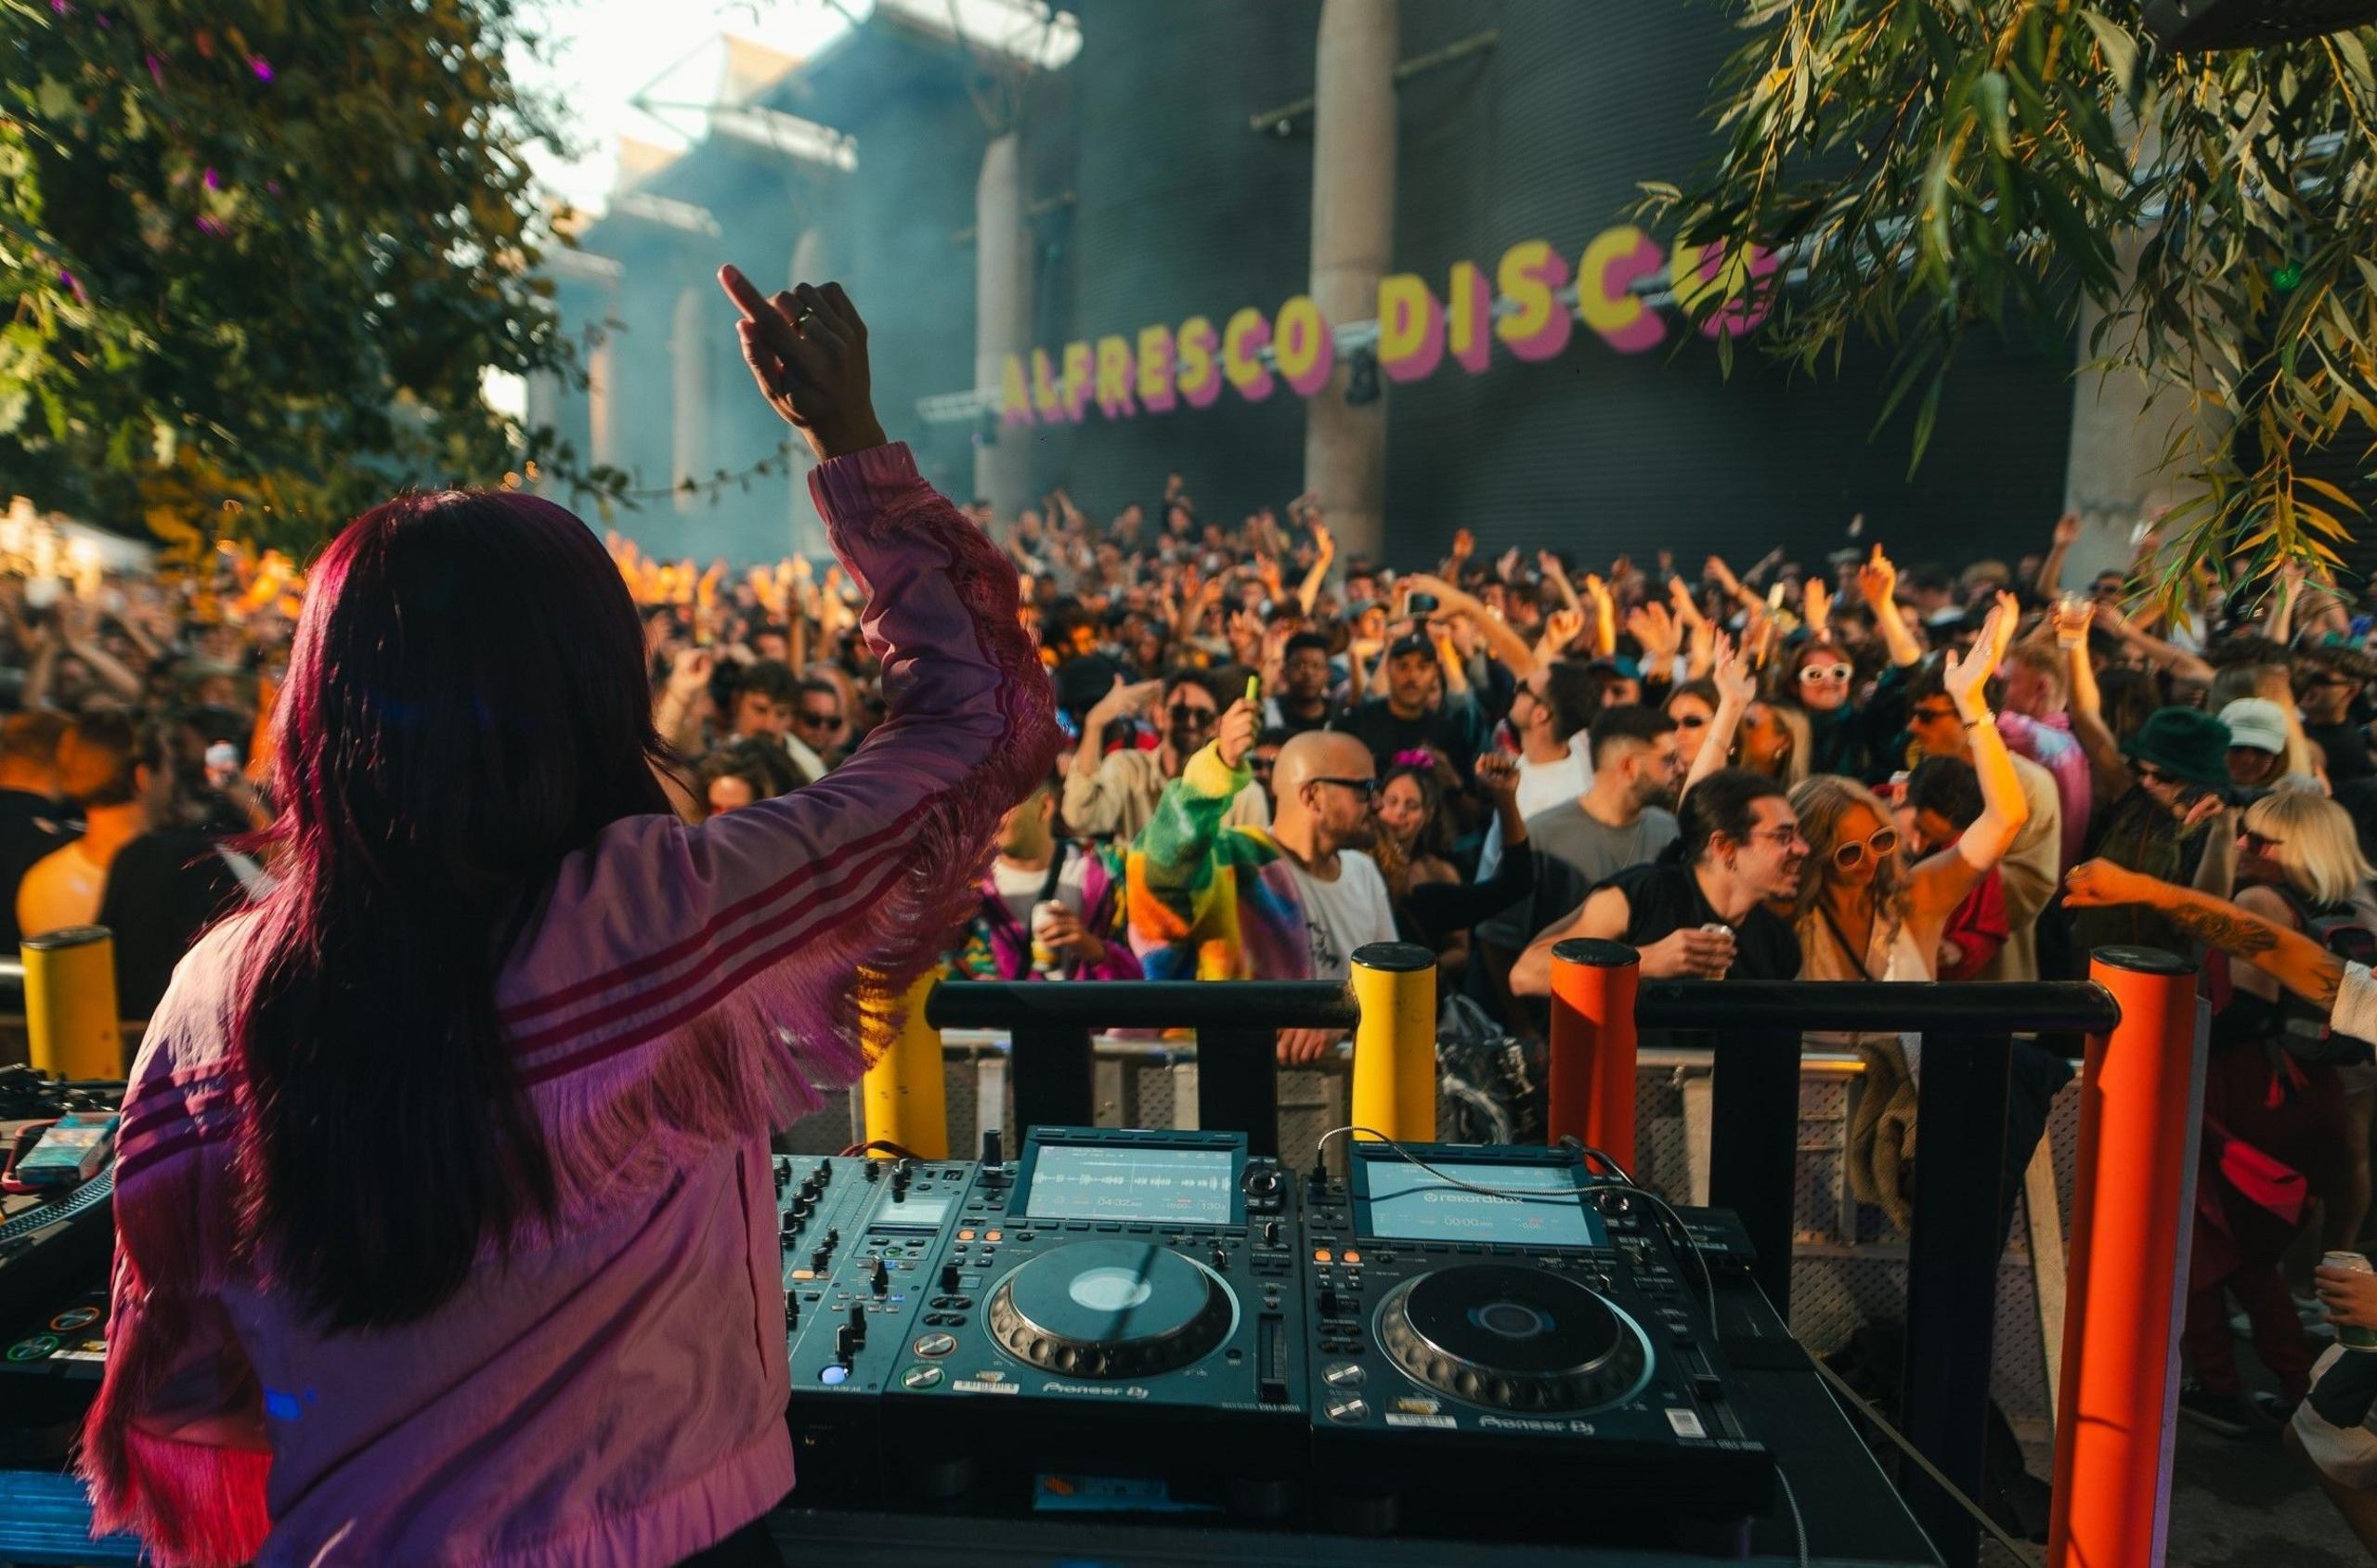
[718,266,884,460]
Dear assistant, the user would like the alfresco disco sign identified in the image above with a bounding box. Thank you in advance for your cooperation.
[996,230,1777,426]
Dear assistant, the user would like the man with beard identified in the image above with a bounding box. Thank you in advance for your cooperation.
[1335,631,1490,780]
[1509,768,1808,991]
[1475,706,1684,973]
[1129,705,1394,1063]
[1264,630,1339,736]
[1065,670,1269,842]
[1524,706,1682,888]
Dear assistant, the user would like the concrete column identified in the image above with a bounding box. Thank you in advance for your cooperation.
[2059,126,2219,590]
[670,284,709,518]
[1305,0,1397,563]
[974,132,1034,516]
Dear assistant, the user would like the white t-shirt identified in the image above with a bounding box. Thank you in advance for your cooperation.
[1284,850,1396,981]
[1515,745,1590,823]
[989,851,1096,934]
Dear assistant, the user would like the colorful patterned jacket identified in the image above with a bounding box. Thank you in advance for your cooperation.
[1126,742,1309,981]
[951,840,1141,981]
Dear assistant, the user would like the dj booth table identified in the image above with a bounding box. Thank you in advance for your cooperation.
[760,1311,1942,1567]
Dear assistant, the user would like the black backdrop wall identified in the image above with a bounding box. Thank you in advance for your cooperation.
[1013,0,2077,575]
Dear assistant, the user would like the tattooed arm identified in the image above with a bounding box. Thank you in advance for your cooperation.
[2064,859,2343,1009]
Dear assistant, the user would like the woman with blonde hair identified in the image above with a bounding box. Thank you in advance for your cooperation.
[1785,601,2031,1228]
[2176,787,2374,1432]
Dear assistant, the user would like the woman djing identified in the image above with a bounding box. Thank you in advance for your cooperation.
[81,271,1056,1565]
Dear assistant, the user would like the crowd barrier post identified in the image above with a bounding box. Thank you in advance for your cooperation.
[860,969,950,1160]
[2048,947,2201,1568]
[1349,942,1437,1144]
[1547,939,1640,1171]
[23,927,121,1080]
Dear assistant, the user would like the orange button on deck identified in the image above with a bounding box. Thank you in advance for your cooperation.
[985,1230,1003,1242]
[1342,1251,1362,1265]
[1314,1249,1333,1263]
[957,1230,976,1241]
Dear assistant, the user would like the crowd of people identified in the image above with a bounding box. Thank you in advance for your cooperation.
[608,479,2377,1529]
[20,425,2377,1538]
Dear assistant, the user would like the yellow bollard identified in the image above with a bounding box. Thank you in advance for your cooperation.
[1348,941,1437,1144]
[23,926,123,1080]
[858,968,949,1160]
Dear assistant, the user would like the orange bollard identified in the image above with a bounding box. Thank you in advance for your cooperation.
[1548,939,1640,1172]
[2048,947,2201,1568]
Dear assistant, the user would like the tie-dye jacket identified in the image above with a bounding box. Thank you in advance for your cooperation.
[1125,742,1310,981]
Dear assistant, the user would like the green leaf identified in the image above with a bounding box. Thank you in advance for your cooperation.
[1977,71,2014,158]
[2078,11,2140,100]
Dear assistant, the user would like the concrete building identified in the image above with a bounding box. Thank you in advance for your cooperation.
[537,1,2121,575]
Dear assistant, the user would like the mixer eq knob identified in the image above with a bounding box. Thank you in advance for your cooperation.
[939,1263,962,1294]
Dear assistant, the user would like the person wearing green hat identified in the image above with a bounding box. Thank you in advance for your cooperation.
[2068,698,2235,959]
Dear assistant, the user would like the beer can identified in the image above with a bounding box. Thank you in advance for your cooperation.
[1029,901,1062,978]
[2324,1251,2377,1350]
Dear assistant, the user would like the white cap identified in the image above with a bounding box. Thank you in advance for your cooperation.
[2217,698,2291,755]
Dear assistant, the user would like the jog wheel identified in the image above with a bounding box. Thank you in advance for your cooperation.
[987,1240,1236,1379]
[1377,1263,1651,1413]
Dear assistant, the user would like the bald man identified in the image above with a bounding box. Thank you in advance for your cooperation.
[1127,697,1395,1063]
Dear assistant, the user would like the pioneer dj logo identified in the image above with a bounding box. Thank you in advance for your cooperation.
[1478,1415,1596,1435]
[1040,1381,1153,1399]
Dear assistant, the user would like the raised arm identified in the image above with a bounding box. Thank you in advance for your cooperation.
[1397,572,1540,677]
[1909,602,2030,924]
[1126,700,1267,979]
[2098,602,2214,685]
[500,271,1058,1100]
[1295,519,1334,616]
[1856,547,1924,668]
[1683,633,1757,799]
[2037,511,2079,596]
[2065,860,2344,1011]
[2059,600,2130,797]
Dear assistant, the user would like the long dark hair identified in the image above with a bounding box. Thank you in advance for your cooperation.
[233,491,673,1330]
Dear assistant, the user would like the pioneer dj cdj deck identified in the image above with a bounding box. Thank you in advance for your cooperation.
[1301,1140,1772,1535]
[878,1127,1307,1514]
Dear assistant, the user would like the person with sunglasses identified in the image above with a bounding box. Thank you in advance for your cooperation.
[1505,659,1599,822]
[1901,611,2065,983]
[784,677,847,780]
[1791,603,2039,1238]
[1508,767,1809,999]
[2066,616,2242,960]
[1063,668,1269,844]
[2299,647,2377,786]
[1127,706,1395,1064]
[1786,545,1927,782]
[1790,600,2029,1009]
